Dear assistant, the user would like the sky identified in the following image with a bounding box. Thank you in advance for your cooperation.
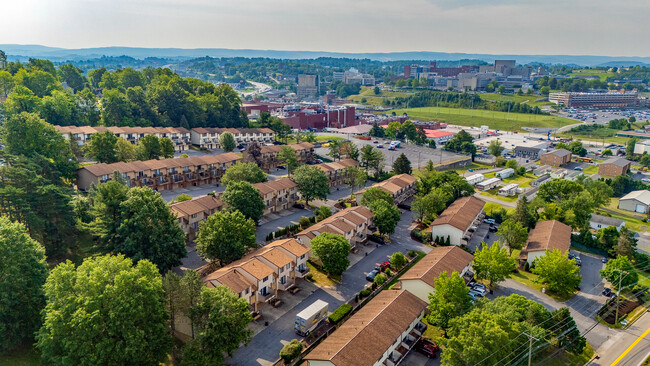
[2,0,649,57]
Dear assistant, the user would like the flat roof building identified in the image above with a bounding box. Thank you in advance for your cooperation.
[549,91,638,108]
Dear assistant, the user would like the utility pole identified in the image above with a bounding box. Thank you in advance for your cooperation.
[524,325,539,366]
[615,270,626,324]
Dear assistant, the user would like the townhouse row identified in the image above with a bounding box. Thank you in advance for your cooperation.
[202,239,311,312]
[243,142,316,171]
[315,159,359,187]
[305,246,474,366]
[296,206,374,249]
[357,173,418,206]
[190,127,276,150]
[76,152,242,191]
[55,125,191,152]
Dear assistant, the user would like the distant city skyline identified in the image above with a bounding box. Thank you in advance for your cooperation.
[2,0,649,57]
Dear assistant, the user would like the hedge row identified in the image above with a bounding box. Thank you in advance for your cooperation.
[328,304,353,324]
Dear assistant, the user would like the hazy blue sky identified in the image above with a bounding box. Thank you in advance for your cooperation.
[3,0,649,56]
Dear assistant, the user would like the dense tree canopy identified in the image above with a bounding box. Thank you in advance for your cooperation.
[36,254,172,366]
[221,181,265,222]
[293,165,330,206]
[196,209,257,266]
[310,233,350,276]
[221,162,268,185]
[532,249,582,296]
[428,271,474,329]
[472,242,517,289]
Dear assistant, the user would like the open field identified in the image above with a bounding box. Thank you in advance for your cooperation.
[554,131,631,144]
[570,69,616,81]
[389,106,575,131]
[480,93,553,108]
[347,87,414,106]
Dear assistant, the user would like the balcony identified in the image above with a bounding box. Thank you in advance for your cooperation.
[295,266,310,278]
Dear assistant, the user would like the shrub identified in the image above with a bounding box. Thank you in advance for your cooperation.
[524,261,531,272]
[359,289,371,298]
[371,282,378,290]
[298,217,311,228]
[305,273,314,281]
[374,274,387,286]
[390,252,408,269]
[279,339,303,364]
[407,250,417,258]
[384,268,392,277]
[328,304,353,324]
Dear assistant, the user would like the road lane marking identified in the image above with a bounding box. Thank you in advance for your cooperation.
[610,326,650,366]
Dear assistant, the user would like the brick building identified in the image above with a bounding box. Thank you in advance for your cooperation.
[598,157,631,177]
[540,149,572,167]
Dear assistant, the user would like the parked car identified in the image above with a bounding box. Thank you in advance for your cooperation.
[293,203,305,209]
[489,225,498,232]
[377,144,383,148]
[483,219,496,225]
[415,339,439,358]
[470,287,487,297]
[377,261,391,272]
[373,140,379,143]
[366,269,379,282]
[387,145,395,150]
[602,288,613,297]
[470,282,487,292]
[602,257,609,263]
[568,253,575,260]
[368,234,385,245]
[575,256,582,266]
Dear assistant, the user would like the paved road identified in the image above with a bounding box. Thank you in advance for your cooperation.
[473,192,517,208]
[588,311,650,366]
[229,210,431,365]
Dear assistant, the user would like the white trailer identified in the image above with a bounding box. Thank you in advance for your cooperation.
[295,300,329,336]
[465,173,485,185]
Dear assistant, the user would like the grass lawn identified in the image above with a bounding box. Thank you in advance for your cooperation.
[422,319,445,342]
[598,199,650,233]
[637,268,650,288]
[480,93,553,108]
[480,188,519,203]
[501,173,536,188]
[0,345,42,366]
[583,165,598,175]
[445,162,493,175]
[388,106,574,131]
[347,87,414,106]
[306,262,339,287]
[285,135,344,144]
[534,343,594,366]
[570,69,616,81]
[555,130,631,145]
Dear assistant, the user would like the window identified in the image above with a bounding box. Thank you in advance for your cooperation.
[280,276,286,284]
[279,267,283,273]
[300,254,305,259]
[191,214,197,219]
[263,276,269,282]
[286,264,291,270]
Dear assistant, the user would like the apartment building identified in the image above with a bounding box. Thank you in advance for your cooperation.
[315,159,359,187]
[202,239,310,311]
[357,174,417,206]
[598,157,631,177]
[243,142,315,171]
[305,290,428,366]
[54,125,191,151]
[519,220,571,265]
[540,149,572,167]
[296,206,374,248]
[190,127,275,150]
[170,195,224,241]
[76,152,242,191]
[253,178,299,215]
[428,196,485,246]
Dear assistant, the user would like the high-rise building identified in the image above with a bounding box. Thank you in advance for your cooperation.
[297,74,320,99]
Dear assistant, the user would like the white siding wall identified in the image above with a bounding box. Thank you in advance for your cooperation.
[430,224,464,246]
[400,280,434,303]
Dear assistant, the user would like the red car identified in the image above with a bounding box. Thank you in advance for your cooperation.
[377,261,391,272]
[415,339,439,358]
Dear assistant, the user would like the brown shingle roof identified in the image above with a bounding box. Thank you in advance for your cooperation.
[431,196,485,231]
[204,269,254,294]
[306,290,427,366]
[258,247,293,268]
[522,220,571,255]
[297,206,373,237]
[400,246,474,287]
[266,239,310,257]
[239,258,275,280]
[544,149,571,158]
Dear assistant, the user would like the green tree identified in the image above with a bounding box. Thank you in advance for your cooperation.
[278,145,299,176]
[511,196,536,229]
[3,85,41,115]
[182,286,253,366]
[83,130,118,163]
[600,256,638,290]
[219,132,236,152]
[0,217,48,353]
[472,242,516,289]
[488,140,504,157]
[532,249,582,296]
[327,140,343,161]
[115,137,137,162]
[360,186,394,206]
[171,193,193,204]
[411,188,451,222]
[310,233,350,276]
[196,209,256,266]
[115,187,187,272]
[392,153,412,174]
[626,138,638,157]
[279,339,303,364]
[315,205,332,221]
[344,165,367,196]
[137,134,161,160]
[374,86,380,95]
[57,64,86,92]
[15,68,60,97]
[36,254,172,365]
[221,181,265,222]
[87,177,130,250]
[427,271,473,328]
[340,141,360,161]
[160,137,175,158]
[569,141,587,157]
[293,165,330,207]
[497,85,506,94]
[221,162,268,185]
[496,220,528,254]
[596,226,620,252]
[390,251,408,269]
[369,123,385,138]
[549,307,586,354]
[0,70,14,98]
[369,199,401,235]
[614,226,637,258]
[400,120,418,141]
[162,271,184,339]
[540,86,550,95]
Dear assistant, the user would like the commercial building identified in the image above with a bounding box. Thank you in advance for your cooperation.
[357,174,417,205]
[315,159,359,187]
[476,177,501,191]
[190,127,275,150]
[297,74,320,99]
[333,68,375,86]
[633,140,650,154]
[202,239,310,312]
[399,246,474,302]
[55,125,191,152]
[171,195,224,241]
[429,196,485,246]
[304,290,428,366]
[76,152,242,191]
[253,178,299,215]
[540,149,572,167]
[618,190,650,214]
[589,214,625,232]
[549,91,639,108]
[404,62,479,78]
[514,146,544,160]
[424,130,456,145]
[280,105,357,130]
[243,142,315,171]
[598,157,631,177]
[296,206,374,249]
[519,220,571,265]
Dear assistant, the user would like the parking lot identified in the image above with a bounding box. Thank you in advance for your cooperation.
[314,138,468,170]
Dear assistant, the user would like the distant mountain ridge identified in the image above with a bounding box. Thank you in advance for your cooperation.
[2,44,650,67]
